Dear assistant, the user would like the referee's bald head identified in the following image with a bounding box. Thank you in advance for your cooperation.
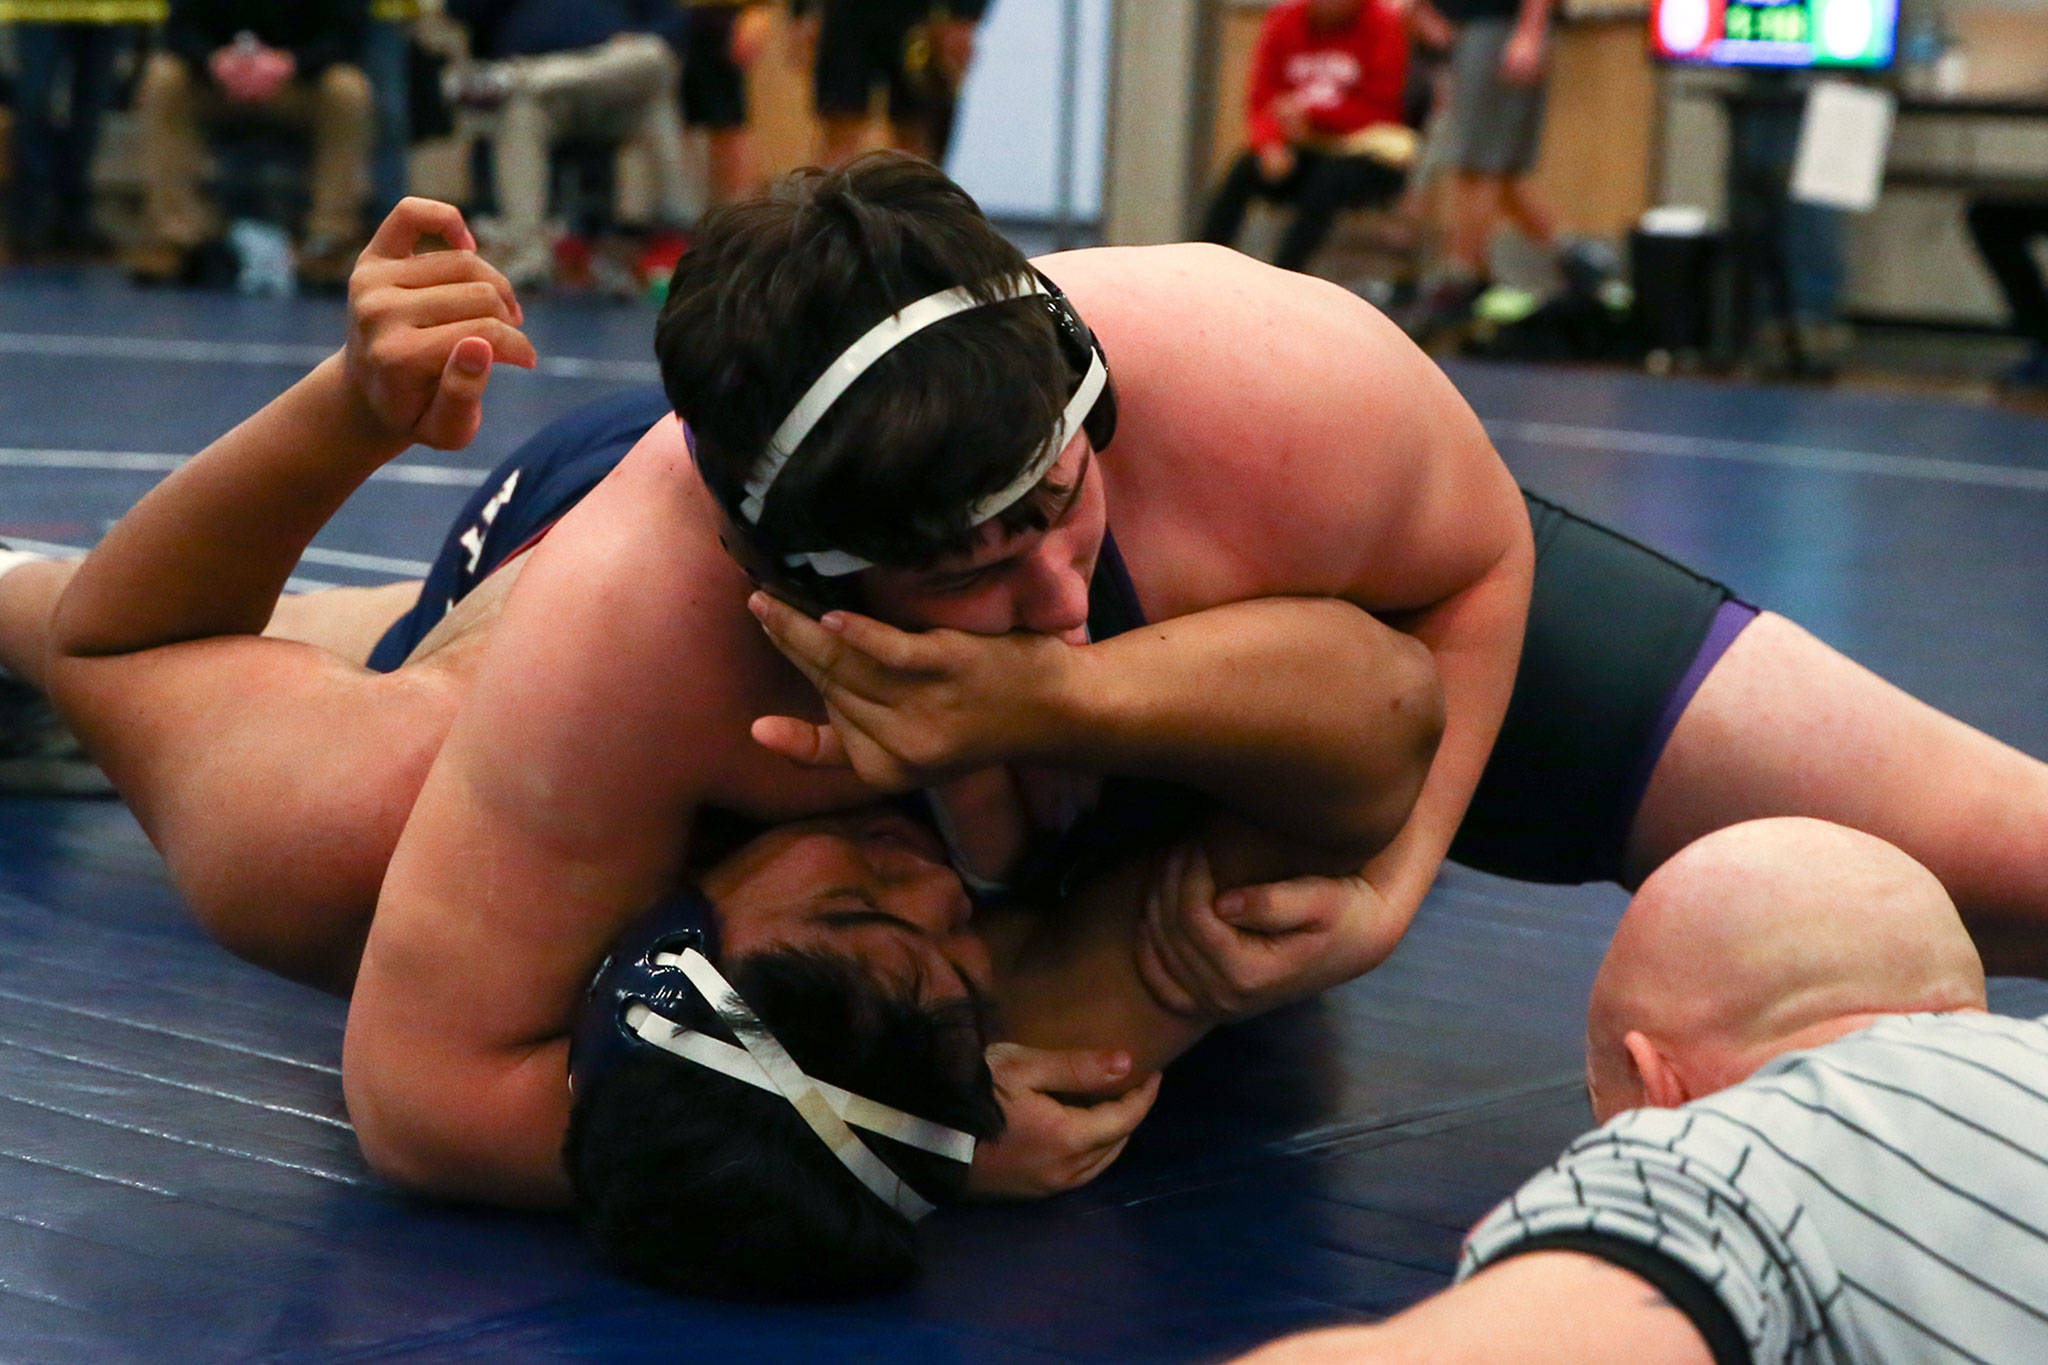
[1585,818,1985,1123]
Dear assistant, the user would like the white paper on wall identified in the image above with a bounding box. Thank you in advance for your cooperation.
[1791,81,1897,212]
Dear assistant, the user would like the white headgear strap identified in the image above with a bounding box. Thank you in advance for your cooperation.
[636,948,975,1222]
[740,272,1106,579]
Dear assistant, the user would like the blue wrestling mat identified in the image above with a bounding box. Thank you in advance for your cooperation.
[5,274,2048,1361]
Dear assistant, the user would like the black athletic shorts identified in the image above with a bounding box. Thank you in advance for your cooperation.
[1447,491,1757,885]
[813,0,941,120]
[682,8,748,130]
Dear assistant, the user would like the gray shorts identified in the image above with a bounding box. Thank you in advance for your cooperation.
[1435,18,1548,178]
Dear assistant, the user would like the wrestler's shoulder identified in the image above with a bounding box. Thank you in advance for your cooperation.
[545,415,724,564]
[1034,243,1357,322]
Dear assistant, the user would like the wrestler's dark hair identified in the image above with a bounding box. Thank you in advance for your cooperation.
[655,151,1075,582]
[564,947,1003,1299]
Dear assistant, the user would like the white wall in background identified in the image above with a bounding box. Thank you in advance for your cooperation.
[949,0,1113,222]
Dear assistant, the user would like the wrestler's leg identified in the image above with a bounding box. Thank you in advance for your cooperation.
[1624,612,2048,975]
[2,556,453,990]
[53,622,454,995]
[2,554,462,991]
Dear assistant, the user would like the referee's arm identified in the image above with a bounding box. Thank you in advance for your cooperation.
[1230,1249,1716,1364]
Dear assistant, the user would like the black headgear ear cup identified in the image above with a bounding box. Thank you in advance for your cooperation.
[1030,267,1118,451]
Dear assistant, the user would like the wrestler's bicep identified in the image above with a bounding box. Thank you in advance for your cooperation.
[357,470,753,1065]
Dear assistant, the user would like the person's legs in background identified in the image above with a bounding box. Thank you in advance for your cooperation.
[1498,172,1559,257]
[363,11,415,219]
[682,6,760,207]
[293,63,374,282]
[6,21,68,257]
[53,22,129,255]
[1412,17,1555,340]
[131,50,219,277]
[1428,168,1501,321]
[1272,152,1405,273]
[1965,198,2048,393]
[8,21,129,258]
[481,37,690,288]
[1728,100,1846,370]
[811,0,892,164]
[488,70,562,287]
[1198,149,1297,252]
[612,37,692,231]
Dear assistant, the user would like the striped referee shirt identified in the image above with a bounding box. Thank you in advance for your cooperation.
[1458,1011,2048,1364]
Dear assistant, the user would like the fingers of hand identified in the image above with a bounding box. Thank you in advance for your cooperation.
[407,316,538,372]
[413,339,495,448]
[371,248,523,323]
[822,609,941,674]
[364,278,521,334]
[1141,851,1229,1013]
[1135,918,1201,1017]
[750,592,850,681]
[1028,1069,1159,1159]
[1216,877,1333,936]
[748,714,848,768]
[366,197,477,260]
[988,1042,1134,1100]
[1066,1136,1133,1190]
[750,593,918,708]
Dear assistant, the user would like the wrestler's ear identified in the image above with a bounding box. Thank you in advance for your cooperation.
[1622,1030,1689,1110]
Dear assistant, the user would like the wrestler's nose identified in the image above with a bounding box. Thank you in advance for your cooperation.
[1015,537,1091,640]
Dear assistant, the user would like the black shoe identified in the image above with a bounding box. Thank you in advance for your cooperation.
[1402,275,1487,347]
[0,673,115,799]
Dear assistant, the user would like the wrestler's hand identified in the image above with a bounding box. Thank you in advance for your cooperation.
[747,592,1073,791]
[968,1044,1162,1200]
[1135,843,1404,1021]
[343,198,538,451]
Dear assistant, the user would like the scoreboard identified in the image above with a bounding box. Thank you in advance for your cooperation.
[1652,0,1896,68]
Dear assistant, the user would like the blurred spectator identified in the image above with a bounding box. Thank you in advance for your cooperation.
[788,0,985,166]
[446,0,691,286]
[675,1,772,208]
[1966,198,2048,395]
[131,0,373,285]
[2,0,164,262]
[1198,0,1413,274]
[366,0,422,217]
[1411,0,1562,333]
[1719,94,1847,373]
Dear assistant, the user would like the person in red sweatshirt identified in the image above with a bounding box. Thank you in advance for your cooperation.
[1199,0,1411,274]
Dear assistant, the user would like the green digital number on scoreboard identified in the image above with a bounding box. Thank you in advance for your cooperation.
[1724,0,1810,44]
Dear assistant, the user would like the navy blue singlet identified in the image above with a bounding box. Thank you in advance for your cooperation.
[366,386,676,673]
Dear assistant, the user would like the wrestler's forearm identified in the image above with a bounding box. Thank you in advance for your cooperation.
[52,354,404,658]
[344,979,578,1211]
[1035,596,1445,865]
[1233,1252,1713,1365]
[1359,535,1532,923]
